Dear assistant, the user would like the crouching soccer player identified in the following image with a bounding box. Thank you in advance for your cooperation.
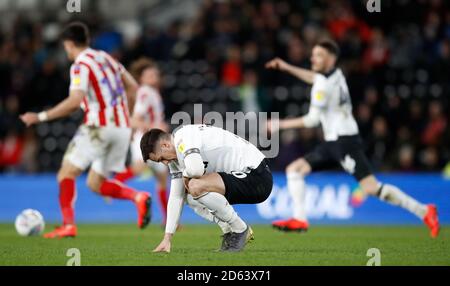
[140,125,273,252]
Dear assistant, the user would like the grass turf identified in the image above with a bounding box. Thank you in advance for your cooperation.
[0,224,448,266]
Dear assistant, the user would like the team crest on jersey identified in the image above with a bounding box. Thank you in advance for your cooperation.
[314,91,325,101]
[73,77,81,85]
[177,142,186,154]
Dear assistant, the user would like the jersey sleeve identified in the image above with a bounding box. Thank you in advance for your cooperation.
[168,162,182,179]
[173,126,202,159]
[310,74,329,108]
[69,64,89,93]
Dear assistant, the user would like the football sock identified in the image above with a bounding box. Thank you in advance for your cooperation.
[158,187,169,222]
[287,172,307,221]
[194,192,247,233]
[99,179,138,201]
[376,184,427,219]
[114,167,135,183]
[59,178,76,225]
[187,195,231,234]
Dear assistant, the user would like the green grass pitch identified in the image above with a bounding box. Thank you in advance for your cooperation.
[0,224,448,266]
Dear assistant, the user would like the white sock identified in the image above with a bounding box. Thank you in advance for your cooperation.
[287,172,307,221]
[195,192,247,233]
[377,184,427,219]
[186,195,231,234]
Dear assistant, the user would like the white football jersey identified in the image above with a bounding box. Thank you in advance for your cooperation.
[168,125,265,176]
[133,85,165,131]
[69,48,130,128]
[310,68,359,141]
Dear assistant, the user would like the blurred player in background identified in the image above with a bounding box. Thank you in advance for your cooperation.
[20,22,151,238]
[114,58,169,225]
[266,40,440,238]
[141,125,273,252]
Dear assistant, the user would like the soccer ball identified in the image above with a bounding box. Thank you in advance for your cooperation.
[15,209,45,237]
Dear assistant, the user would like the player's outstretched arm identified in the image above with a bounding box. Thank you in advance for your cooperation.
[265,57,316,85]
[267,117,305,133]
[153,176,185,253]
[267,106,321,132]
[20,90,85,127]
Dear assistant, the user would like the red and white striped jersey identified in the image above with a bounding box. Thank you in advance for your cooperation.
[133,85,165,131]
[69,48,130,128]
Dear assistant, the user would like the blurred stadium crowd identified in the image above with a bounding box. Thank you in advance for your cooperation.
[0,0,449,173]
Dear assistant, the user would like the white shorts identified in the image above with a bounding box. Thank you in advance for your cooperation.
[64,125,132,177]
[131,131,167,174]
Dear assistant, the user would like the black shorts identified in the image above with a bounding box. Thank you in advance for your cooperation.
[304,135,373,181]
[218,159,273,205]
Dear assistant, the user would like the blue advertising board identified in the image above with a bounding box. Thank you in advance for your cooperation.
[0,173,449,225]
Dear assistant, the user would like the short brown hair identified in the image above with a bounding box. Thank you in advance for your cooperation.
[316,39,340,58]
[140,129,169,162]
[61,22,90,47]
[129,57,158,82]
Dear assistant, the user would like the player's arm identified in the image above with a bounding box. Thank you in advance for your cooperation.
[153,169,186,253]
[121,68,139,114]
[20,90,84,127]
[268,106,321,132]
[265,57,316,85]
[178,127,204,179]
[268,75,327,132]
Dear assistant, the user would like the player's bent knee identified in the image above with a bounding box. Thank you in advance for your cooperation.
[57,163,81,183]
[362,185,379,196]
[359,176,380,196]
[86,174,104,194]
[188,179,207,198]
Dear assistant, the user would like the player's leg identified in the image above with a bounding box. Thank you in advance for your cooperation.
[187,173,248,234]
[339,136,440,238]
[186,194,235,251]
[43,161,83,238]
[186,173,252,252]
[152,163,169,225]
[114,136,146,182]
[272,157,311,232]
[186,194,231,234]
[359,175,439,238]
[91,127,152,229]
[45,127,94,238]
[56,161,83,226]
[273,143,332,232]
[187,160,272,251]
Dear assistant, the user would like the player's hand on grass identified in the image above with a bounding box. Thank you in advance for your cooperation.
[20,112,39,127]
[265,57,289,71]
[153,235,172,253]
